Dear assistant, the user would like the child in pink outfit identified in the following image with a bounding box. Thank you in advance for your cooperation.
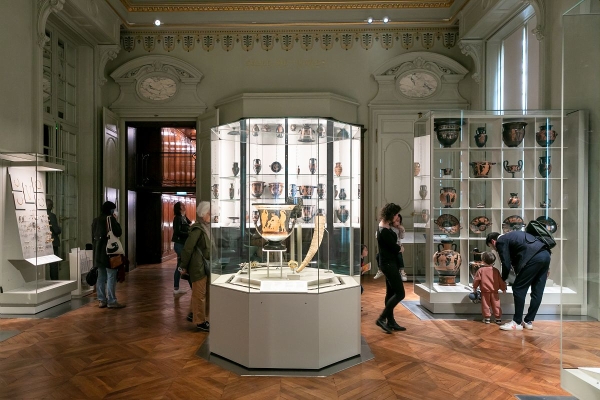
[473,251,507,324]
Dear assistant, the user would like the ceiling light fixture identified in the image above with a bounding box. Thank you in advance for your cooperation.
[154,19,161,26]
[365,17,391,24]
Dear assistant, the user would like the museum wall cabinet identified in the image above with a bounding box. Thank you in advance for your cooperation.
[208,116,362,369]
[0,153,77,314]
[413,110,588,315]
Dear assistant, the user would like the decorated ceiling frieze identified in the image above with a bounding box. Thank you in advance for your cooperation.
[121,28,459,52]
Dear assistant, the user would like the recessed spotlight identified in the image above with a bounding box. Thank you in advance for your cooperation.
[367,17,373,24]
[154,19,161,26]
[383,16,390,23]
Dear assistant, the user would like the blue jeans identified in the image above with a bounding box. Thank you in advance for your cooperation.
[97,267,118,304]
[173,242,191,290]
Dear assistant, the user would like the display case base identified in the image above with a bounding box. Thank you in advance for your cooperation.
[0,280,77,314]
[210,282,361,369]
[415,283,584,315]
[561,368,600,399]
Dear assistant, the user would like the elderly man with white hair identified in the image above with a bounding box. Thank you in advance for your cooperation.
[179,201,212,331]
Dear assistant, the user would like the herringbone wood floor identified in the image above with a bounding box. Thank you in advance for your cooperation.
[0,260,598,399]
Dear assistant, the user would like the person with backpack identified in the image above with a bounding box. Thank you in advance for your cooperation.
[485,230,551,331]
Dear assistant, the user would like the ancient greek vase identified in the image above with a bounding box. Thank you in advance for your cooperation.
[229,183,235,200]
[414,162,421,177]
[253,203,297,250]
[507,192,521,208]
[232,162,240,177]
[503,159,523,178]
[432,239,462,286]
[316,124,325,138]
[298,124,315,142]
[308,158,317,174]
[470,161,496,178]
[290,183,298,198]
[211,184,219,199]
[474,127,487,148]
[270,161,282,173]
[536,124,558,147]
[302,205,314,223]
[441,168,453,177]
[439,187,457,208]
[338,188,347,200]
[538,155,552,178]
[334,162,343,177]
[335,205,349,223]
[421,209,430,223]
[317,183,325,199]
[469,248,485,280]
[250,181,265,198]
[501,121,527,147]
[299,185,315,199]
[276,124,285,138]
[419,185,428,200]
[253,159,262,174]
[269,182,284,199]
[434,119,461,148]
[252,124,260,137]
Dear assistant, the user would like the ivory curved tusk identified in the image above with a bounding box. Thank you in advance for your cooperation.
[296,215,325,272]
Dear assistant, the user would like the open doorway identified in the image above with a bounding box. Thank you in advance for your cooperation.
[126,121,197,266]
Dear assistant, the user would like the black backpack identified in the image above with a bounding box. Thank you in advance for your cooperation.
[525,220,556,250]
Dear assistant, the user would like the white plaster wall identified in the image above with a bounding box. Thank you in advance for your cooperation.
[0,1,36,152]
[105,39,473,129]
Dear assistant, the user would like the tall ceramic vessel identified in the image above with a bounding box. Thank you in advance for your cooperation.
[538,155,552,177]
[474,127,487,148]
[501,122,527,147]
[439,187,457,208]
[432,239,462,286]
[334,162,343,177]
[232,162,240,176]
[536,124,558,147]
[434,119,462,148]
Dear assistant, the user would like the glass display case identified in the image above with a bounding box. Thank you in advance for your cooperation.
[413,110,587,314]
[561,3,599,398]
[0,152,77,314]
[210,117,361,292]
[208,117,362,369]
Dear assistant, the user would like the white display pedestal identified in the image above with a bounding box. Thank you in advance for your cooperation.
[210,271,361,369]
[69,248,94,297]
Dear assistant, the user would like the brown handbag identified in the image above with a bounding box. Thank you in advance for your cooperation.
[109,254,125,269]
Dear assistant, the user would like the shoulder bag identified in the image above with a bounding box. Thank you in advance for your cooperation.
[85,266,98,286]
[106,217,125,256]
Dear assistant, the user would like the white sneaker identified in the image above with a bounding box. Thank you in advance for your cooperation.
[499,321,523,331]
[374,270,384,279]
[400,271,407,282]
[173,288,186,295]
[522,321,533,330]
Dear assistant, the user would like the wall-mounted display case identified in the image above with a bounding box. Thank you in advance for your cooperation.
[413,110,588,315]
[0,153,77,314]
[208,117,362,369]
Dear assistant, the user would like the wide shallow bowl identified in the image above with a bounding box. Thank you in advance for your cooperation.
[435,214,461,234]
[502,215,524,233]
[469,216,492,234]
[470,161,496,178]
[536,216,558,234]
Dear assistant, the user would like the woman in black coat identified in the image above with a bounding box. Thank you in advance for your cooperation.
[92,201,125,309]
[375,203,406,334]
[172,201,192,295]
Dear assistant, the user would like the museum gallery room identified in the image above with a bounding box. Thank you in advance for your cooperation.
[0,0,599,399]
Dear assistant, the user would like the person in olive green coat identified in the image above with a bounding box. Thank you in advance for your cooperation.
[180,201,212,331]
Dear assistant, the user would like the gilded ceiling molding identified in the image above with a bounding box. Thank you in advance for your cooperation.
[37,0,66,48]
[458,39,482,84]
[528,0,545,40]
[97,45,121,86]
[119,0,454,12]
[120,28,459,52]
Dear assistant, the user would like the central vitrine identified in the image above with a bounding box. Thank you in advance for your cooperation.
[413,110,588,315]
[208,116,362,369]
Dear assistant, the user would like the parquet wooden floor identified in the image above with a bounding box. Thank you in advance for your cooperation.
[0,261,598,399]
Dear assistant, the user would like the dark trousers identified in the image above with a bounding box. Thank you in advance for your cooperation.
[50,246,60,280]
[511,250,551,324]
[380,262,405,323]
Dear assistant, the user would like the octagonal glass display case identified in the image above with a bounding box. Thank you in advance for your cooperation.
[208,117,362,369]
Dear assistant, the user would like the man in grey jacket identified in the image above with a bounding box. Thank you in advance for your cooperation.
[486,230,551,331]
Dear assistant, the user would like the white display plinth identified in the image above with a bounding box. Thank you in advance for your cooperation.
[415,282,583,315]
[210,270,361,369]
[69,248,94,297]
